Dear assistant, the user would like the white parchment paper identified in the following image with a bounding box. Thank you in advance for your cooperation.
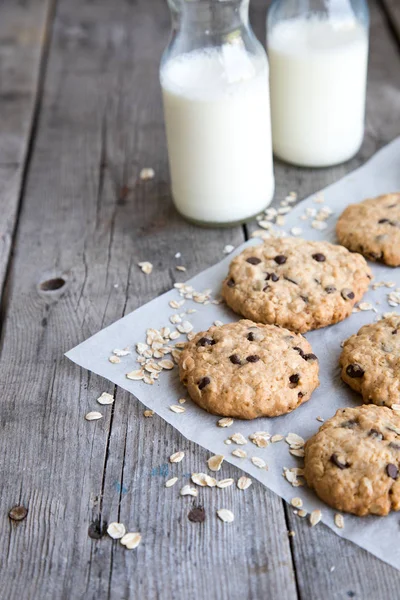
[67,137,400,569]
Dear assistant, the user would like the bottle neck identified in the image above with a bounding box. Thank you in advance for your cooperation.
[169,0,249,35]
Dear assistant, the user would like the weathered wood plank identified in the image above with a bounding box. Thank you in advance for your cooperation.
[381,0,400,42]
[249,1,400,598]
[0,1,296,599]
[0,0,53,299]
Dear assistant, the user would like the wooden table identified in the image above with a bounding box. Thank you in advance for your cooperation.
[1,1,399,598]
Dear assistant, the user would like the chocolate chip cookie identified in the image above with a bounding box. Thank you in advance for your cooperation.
[340,315,400,407]
[304,405,400,516]
[178,319,319,419]
[336,193,400,266]
[222,239,371,333]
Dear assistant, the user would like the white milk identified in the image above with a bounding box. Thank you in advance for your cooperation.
[268,18,368,167]
[161,48,274,224]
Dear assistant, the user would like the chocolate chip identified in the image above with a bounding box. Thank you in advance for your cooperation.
[368,429,383,440]
[325,286,336,294]
[341,419,358,429]
[197,337,215,347]
[389,442,400,450]
[266,272,279,282]
[378,218,390,224]
[346,364,364,378]
[247,332,255,341]
[312,253,326,262]
[331,453,349,469]
[392,329,398,335]
[8,506,28,522]
[246,257,261,265]
[341,288,355,300]
[304,353,318,362]
[284,276,298,285]
[188,506,206,523]
[293,346,305,357]
[263,284,270,292]
[289,373,300,386]
[300,295,308,303]
[298,391,304,398]
[387,463,398,479]
[227,278,235,287]
[274,255,287,265]
[246,355,260,363]
[229,354,241,365]
[198,377,210,390]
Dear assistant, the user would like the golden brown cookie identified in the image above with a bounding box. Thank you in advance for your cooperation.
[178,319,319,419]
[336,193,400,266]
[304,405,400,516]
[340,315,400,407]
[221,239,372,333]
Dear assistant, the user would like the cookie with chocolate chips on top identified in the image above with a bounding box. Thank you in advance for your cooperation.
[178,319,319,419]
[340,315,400,408]
[222,238,371,333]
[336,192,400,266]
[304,405,400,516]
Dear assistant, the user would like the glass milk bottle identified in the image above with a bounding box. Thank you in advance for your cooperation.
[267,0,369,167]
[160,0,274,226]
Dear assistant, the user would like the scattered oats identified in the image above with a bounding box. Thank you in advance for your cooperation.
[169,330,181,340]
[214,320,224,327]
[145,361,162,374]
[265,207,277,218]
[136,342,149,355]
[143,375,155,385]
[334,513,344,529]
[358,302,375,311]
[126,369,145,381]
[178,398,186,405]
[217,478,234,488]
[224,439,232,445]
[271,434,284,443]
[107,522,126,539]
[159,359,174,370]
[165,477,178,488]
[313,192,324,204]
[170,451,185,463]
[237,476,252,490]
[170,404,185,414]
[218,417,234,428]
[177,321,194,334]
[306,207,317,217]
[186,308,197,314]
[311,220,328,231]
[138,261,153,274]
[175,343,186,350]
[251,457,267,469]
[290,227,302,236]
[85,411,103,421]
[249,431,270,448]
[140,167,155,180]
[143,409,154,418]
[288,531,296,538]
[207,455,224,471]
[286,191,297,202]
[286,433,305,447]
[180,485,198,497]
[169,300,183,309]
[310,509,322,527]
[109,355,121,364]
[290,448,305,458]
[187,332,196,341]
[251,229,271,240]
[388,292,400,306]
[232,449,247,458]
[170,314,182,324]
[276,215,285,226]
[223,244,235,254]
[230,433,247,445]
[316,416,324,422]
[176,265,186,272]
[113,348,131,357]
[386,281,396,288]
[291,497,303,508]
[258,220,273,230]
[217,509,234,523]
[191,473,209,487]
[298,509,307,518]
[121,532,142,549]
[278,206,292,215]
[97,392,114,405]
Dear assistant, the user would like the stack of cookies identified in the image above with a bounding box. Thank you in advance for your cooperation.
[178,192,400,517]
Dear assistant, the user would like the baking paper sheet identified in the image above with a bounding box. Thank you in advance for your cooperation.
[67,137,400,569]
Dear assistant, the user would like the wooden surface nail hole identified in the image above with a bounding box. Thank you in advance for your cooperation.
[40,277,66,292]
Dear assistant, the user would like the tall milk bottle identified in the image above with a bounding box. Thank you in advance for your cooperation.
[160,0,274,226]
[267,0,369,168]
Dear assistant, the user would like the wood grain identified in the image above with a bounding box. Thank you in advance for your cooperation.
[0,0,295,598]
[0,0,53,300]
